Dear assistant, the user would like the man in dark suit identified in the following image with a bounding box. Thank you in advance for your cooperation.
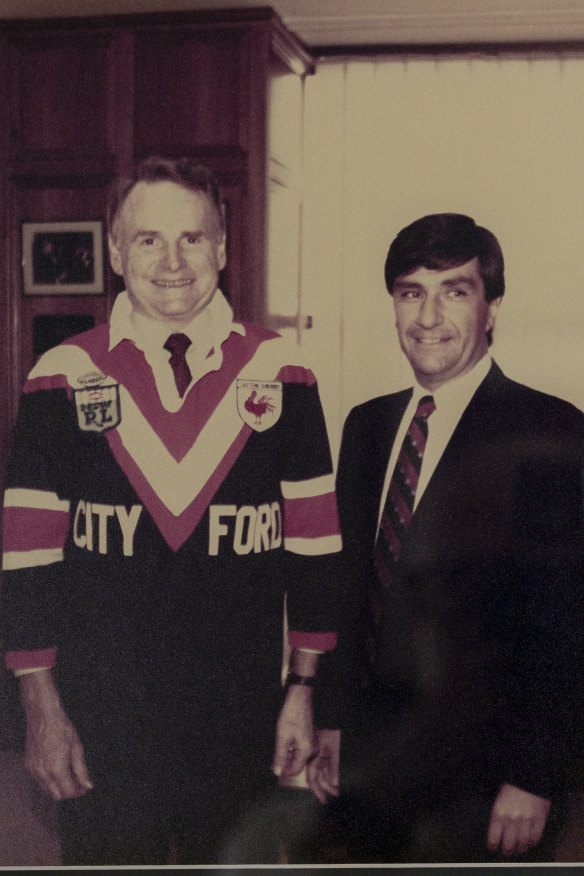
[307,213,584,863]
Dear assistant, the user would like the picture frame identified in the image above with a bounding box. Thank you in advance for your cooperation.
[22,220,105,295]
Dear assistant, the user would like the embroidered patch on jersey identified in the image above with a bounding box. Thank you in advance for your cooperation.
[76,371,107,387]
[236,380,282,432]
[74,385,121,433]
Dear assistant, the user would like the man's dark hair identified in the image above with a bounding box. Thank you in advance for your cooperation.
[384,213,505,303]
[107,156,224,241]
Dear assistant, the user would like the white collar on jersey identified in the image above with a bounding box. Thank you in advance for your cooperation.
[108,288,246,357]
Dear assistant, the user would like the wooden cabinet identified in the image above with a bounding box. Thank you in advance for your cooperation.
[0,6,313,482]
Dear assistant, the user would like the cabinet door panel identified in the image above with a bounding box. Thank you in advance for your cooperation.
[134,28,248,153]
[9,33,112,156]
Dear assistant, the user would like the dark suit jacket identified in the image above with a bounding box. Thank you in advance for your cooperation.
[325,362,584,807]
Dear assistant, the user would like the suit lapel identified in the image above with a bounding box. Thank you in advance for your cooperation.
[402,362,508,557]
[343,390,412,556]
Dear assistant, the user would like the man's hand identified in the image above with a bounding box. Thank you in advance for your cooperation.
[271,684,318,778]
[19,670,93,801]
[306,728,340,804]
[487,782,550,856]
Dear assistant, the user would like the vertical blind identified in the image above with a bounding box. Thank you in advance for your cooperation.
[301,54,584,448]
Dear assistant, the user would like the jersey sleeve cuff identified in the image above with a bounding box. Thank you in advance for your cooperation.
[6,648,57,672]
[288,631,337,652]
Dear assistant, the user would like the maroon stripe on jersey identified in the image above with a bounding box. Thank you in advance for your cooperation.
[283,492,340,539]
[106,423,253,551]
[288,630,337,652]
[23,373,71,396]
[276,364,317,386]
[6,648,57,671]
[3,506,70,552]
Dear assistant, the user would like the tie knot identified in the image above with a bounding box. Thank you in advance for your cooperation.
[164,333,191,357]
[415,395,436,420]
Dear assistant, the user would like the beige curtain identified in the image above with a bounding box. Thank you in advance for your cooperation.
[301,53,584,449]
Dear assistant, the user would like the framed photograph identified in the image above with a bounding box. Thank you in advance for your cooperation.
[22,220,105,295]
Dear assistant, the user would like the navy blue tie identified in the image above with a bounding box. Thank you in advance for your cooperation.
[164,333,192,397]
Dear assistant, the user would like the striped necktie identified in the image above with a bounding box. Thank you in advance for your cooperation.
[164,333,192,398]
[365,394,436,681]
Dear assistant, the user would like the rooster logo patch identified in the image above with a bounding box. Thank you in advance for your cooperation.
[237,380,282,432]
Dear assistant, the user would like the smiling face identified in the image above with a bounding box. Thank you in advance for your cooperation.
[108,180,226,326]
[392,258,502,391]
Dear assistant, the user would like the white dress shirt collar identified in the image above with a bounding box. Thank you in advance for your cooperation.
[108,288,244,353]
[411,353,492,420]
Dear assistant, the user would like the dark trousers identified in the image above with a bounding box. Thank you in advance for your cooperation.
[55,667,287,865]
[317,786,565,864]
[57,765,286,865]
[320,688,568,865]
[57,711,281,866]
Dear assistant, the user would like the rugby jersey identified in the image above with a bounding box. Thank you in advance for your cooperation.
[2,291,341,679]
